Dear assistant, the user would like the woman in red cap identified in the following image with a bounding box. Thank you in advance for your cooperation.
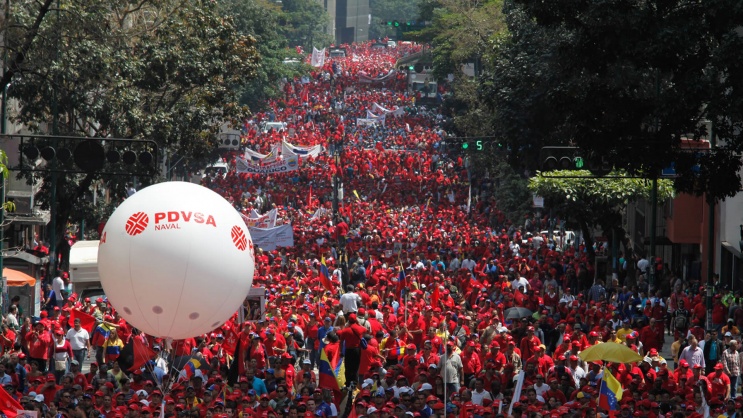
[51,327,73,382]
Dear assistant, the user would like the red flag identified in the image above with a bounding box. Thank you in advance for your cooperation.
[308,185,313,210]
[128,337,156,372]
[0,385,22,417]
[68,309,96,334]
[431,284,440,308]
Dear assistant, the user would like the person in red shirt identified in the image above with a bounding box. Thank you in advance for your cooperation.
[263,328,286,366]
[336,313,367,385]
[532,345,556,377]
[520,327,540,361]
[26,321,52,373]
[708,362,731,400]
[406,311,426,348]
[34,374,59,406]
[544,377,567,404]
[247,334,268,370]
[460,341,482,387]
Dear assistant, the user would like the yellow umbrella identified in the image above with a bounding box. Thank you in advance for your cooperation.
[578,342,643,364]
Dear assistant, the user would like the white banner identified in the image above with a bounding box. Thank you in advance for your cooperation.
[236,154,299,174]
[372,102,405,117]
[311,47,326,67]
[358,70,396,83]
[241,209,277,228]
[249,224,294,251]
[309,207,328,221]
[282,141,323,158]
[356,117,384,126]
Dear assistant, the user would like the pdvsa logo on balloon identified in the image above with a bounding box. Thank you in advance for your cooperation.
[231,225,248,251]
[125,212,149,236]
[153,211,217,231]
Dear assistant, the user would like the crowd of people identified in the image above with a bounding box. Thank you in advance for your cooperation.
[4,41,743,418]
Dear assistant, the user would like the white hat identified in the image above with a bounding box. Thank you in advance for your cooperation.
[362,378,374,389]
[418,383,433,391]
[725,332,733,337]
[136,390,149,398]
[367,406,378,414]
[34,394,44,403]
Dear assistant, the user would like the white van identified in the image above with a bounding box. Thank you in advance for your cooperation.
[540,230,577,249]
[203,160,229,178]
[69,240,105,301]
[261,121,287,133]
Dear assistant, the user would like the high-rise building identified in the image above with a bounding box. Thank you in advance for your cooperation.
[321,0,370,44]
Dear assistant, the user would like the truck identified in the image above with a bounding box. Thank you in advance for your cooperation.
[69,240,106,303]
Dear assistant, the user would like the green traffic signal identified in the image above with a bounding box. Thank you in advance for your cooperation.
[386,21,392,26]
[394,21,400,27]
[462,143,469,150]
[575,157,584,168]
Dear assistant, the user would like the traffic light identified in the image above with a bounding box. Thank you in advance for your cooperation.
[586,152,612,176]
[539,146,613,175]
[539,146,581,171]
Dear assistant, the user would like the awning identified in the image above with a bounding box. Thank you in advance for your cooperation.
[3,268,37,287]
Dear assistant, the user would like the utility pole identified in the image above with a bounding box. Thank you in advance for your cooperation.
[706,122,716,330]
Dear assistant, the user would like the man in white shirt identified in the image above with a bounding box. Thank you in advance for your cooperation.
[66,318,91,365]
[339,285,362,314]
[461,256,476,272]
[533,374,549,398]
[470,378,493,406]
[52,273,65,307]
[511,275,530,291]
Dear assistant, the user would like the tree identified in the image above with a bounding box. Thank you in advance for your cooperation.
[218,0,308,111]
[487,0,743,201]
[528,171,674,265]
[415,0,506,138]
[3,0,260,270]
[280,0,332,50]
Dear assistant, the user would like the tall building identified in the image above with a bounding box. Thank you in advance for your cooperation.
[322,0,369,44]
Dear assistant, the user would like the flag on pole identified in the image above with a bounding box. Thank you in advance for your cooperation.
[318,346,345,391]
[319,256,333,292]
[68,309,96,333]
[598,368,623,415]
[396,266,406,298]
[0,385,22,417]
[180,358,202,381]
[128,337,156,372]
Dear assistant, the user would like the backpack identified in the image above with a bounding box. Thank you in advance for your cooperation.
[675,313,688,330]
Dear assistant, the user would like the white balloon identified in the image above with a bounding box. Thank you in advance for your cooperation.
[98,181,254,339]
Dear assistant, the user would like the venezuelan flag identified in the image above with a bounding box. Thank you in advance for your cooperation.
[319,257,333,292]
[318,347,345,391]
[598,369,623,413]
[91,323,113,347]
[393,344,404,357]
[183,358,201,379]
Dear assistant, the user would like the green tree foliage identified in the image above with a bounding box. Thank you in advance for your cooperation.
[280,0,332,50]
[489,158,531,226]
[487,0,743,202]
[528,171,674,262]
[420,0,506,138]
[2,0,260,268]
[219,0,308,110]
